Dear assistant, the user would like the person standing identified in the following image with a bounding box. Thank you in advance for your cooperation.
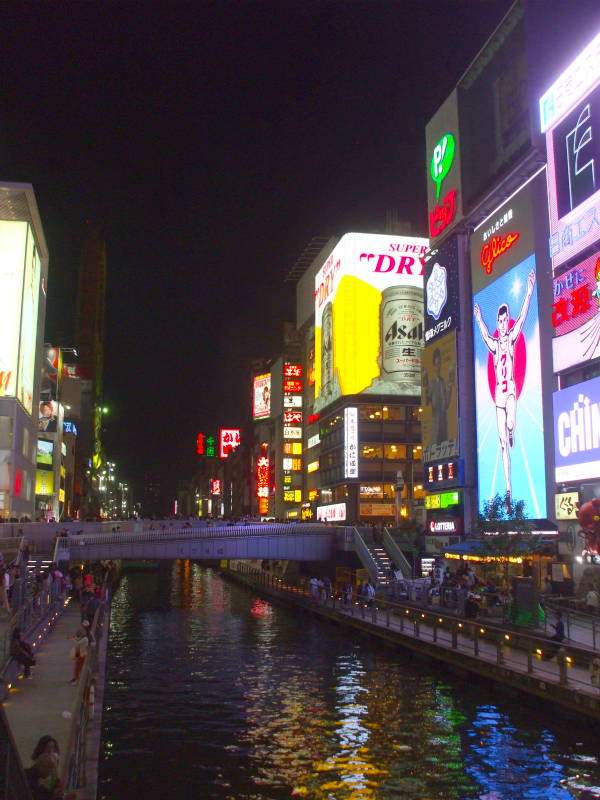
[10,627,35,678]
[69,628,88,685]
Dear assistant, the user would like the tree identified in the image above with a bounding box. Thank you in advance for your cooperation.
[475,493,537,587]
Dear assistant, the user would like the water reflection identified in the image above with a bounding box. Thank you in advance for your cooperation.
[99,564,600,799]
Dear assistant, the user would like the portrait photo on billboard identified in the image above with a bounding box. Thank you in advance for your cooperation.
[313,233,427,412]
[424,236,460,344]
[252,373,271,419]
[40,346,60,400]
[552,251,600,371]
[421,332,458,464]
[38,400,58,433]
[472,253,546,517]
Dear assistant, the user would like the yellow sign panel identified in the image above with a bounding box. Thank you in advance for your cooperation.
[360,502,395,517]
[554,492,578,520]
[35,469,54,496]
[59,488,65,503]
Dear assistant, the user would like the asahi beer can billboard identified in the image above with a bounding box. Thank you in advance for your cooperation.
[314,233,428,413]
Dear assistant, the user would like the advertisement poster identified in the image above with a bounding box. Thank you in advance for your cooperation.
[38,400,58,433]
[421,331,458,463]
[252,373,271,419]
[35,469,54,496]
[41,346,61,400]
[17,228,40,414]
[472,254,546,517]
[314,233,427,413]
[0,221,28,400]
[424,236,460,344]
[37,439,53,466]
[552,252,600,371]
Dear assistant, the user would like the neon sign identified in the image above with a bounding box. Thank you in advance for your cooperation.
[430,134,455,202]
[480,232,520,274]
[283,364,302,378]
[429,189,456,238]
[196,433,204,455]
[210,479,221,495]
[219,429,241,459]
[283,379,302,393]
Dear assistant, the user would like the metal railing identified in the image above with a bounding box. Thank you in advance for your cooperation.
[61,577,110,794]
[232,565,600,696]
[382,528,413,578]
[352,528,379,585]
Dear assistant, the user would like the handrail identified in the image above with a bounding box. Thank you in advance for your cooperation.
[352,528,379,585]
[61,571,112,793]
[382,528,412,578]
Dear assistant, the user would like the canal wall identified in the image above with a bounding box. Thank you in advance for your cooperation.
[224,567,600,724]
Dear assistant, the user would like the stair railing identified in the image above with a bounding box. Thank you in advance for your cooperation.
[382,528,413,578]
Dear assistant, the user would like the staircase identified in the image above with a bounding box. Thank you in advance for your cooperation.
[353,529,395,590]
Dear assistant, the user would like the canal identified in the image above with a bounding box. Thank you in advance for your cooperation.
[98,562,600,799]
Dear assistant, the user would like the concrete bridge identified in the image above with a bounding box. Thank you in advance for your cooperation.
[55,523,348,562]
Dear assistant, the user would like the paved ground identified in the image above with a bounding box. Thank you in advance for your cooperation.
[3,600,84,772]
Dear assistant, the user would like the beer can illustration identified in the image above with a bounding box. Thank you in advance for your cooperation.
[321,301,334,392]
[380,286,423,383]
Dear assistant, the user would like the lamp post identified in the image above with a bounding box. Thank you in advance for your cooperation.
[395,469,405,527]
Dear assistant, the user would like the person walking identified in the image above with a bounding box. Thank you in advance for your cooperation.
[69,627,89,685]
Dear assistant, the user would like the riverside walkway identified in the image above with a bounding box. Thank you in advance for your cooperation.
[230,566,600,721]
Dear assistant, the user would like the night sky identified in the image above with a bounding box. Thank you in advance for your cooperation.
[2,1,514,504]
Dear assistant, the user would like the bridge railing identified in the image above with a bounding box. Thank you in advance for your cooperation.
[231,564,600,697]
[68,523,335,547]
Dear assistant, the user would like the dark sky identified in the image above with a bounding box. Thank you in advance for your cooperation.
[2,0,513,502]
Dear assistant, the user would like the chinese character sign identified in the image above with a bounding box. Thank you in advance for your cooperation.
[344,407,358,478]
[283,364,302,378]
[552,252,600,371]
[219,428,241,458]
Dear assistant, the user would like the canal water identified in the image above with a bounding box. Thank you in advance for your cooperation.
[98,563,600,800]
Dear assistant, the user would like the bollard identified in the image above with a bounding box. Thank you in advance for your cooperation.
[559,651,568,686]
[496,639,504,665]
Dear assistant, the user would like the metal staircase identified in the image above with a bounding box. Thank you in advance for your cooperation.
[353,528,394,589]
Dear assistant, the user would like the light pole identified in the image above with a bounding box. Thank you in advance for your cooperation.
[395,469,405,527]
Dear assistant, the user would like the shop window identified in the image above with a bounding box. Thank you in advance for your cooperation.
[382,406,405,420]
[384,444,406,460]
[411,446,423,460]
[359,405,382,420]
[361,444,382,459]
[333,485,349,502]
[413,484,425,500]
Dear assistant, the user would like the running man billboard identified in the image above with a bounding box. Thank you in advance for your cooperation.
[472,254,546,517]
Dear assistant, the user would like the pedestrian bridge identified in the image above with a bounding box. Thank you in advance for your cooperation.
[57,523,345,562]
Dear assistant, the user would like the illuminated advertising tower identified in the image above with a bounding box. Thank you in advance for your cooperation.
[0,183,49,521]
[73,222,107,515]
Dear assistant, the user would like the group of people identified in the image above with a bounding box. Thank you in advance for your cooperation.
[308,576,333,602]
[25,735,76,799]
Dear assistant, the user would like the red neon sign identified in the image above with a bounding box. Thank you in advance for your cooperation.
[256,456,269,499]
[283,364,302,378]
[211,479,221,495]
[219,428,241,458]
[307,413,320,424]
[429,189,456,238]
[480,232,520,275]
[196,433,204,455]
[283,379,302,393]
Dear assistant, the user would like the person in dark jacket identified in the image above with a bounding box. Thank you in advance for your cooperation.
[10,627,35,678]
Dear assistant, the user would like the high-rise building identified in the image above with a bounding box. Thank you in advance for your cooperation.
[0,183,49,521]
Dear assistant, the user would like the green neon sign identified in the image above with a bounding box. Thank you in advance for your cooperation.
[425,490,461,510]
[430,133,455,202]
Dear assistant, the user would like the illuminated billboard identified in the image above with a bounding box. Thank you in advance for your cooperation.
[0,221,28,401]
[252,373,271,419]
[424,236,460,344]
[553,374,600,482]
[317,502,346,522]
[344,407,358,478]
[552,251,600,371]
[18,229,41,414]
[37,439,53,466]
[421,331,458,464]
[425,90,463,239]
[219,428,241,459]
[35,469,54,496]
[541,32,600,268]
[314,232,427,412]
[472,254,546,517]
[38,400,58,433]
[41,346,60,400]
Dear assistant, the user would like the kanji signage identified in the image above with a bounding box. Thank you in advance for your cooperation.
[283,379,302,393]
[205,436,216,458]
[210,479,221,495]
[344,407,358,479]
[196,433,204,455]
[283,364,302,378]
[552,252,600,372]
[219,428,241,459]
